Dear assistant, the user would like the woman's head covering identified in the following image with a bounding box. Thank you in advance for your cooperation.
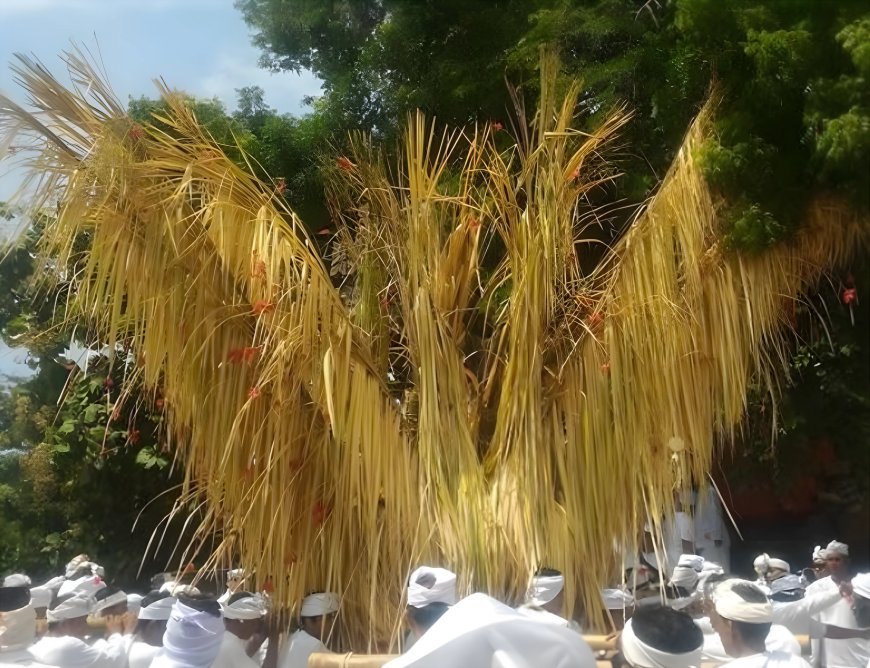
[150,599,224,668]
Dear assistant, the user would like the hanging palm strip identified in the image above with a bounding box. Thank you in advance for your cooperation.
[1,47,864,647]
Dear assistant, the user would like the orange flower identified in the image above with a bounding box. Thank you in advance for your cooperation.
[128,429,141,444]
[155,398,165,410]
[337,156,355,171]
[248,386,261,399]
[252,300,274,316]
[491,121,504,132]
[842,287,857,305]
[467,217,480,230]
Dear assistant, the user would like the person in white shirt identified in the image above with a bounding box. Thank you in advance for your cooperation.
[694,485,732,572]
[618,606,703,668]
[149,596,225,668]
[277,592,339,668]
[805,540,870,668]
[28,592,134,668]
[383,593,595,668]
[709,579,811,667]
[212,592,268,668]
[127,591,175,668]
[0,585,56,668]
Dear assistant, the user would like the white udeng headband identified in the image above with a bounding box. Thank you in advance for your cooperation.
[221,594,267,620]
[713,580,773,623]
[138,596,176,621]
[526,574,565,607]
[621,617,702,668]
[94,591,127,614]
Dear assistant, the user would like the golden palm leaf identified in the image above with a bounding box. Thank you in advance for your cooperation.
[1,46,864,645]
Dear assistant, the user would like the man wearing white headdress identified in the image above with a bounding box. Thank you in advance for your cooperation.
[277,592,339,668]
[0,585,56,667]
[150,596,225,668]
[212,592,268,668]
[709,579,810,667]
[619,606,703,668]
[383,592,595,668]
[128,591,176,668]
[404,566,457,646]
[28,592,134,667]
[804,540,870,668]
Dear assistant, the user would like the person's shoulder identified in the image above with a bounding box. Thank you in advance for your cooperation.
[0,648,58,667]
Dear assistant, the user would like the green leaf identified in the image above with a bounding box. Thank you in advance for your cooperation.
[58,420,76,434]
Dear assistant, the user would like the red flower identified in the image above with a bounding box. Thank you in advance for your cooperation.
[587,311,604,328]
[248,386,261,399]
[568,167,580,182]
[155,398,165,410]
[252,300,274,316]
[127,124,144,141]
[467,217,480,230]
[600,362,611,374]
[184,562,195,573]
[263,578,274,593]
[337,156,355,171]
[128,429,141,445]
[312,500,331,525]
[842,287,857,305]
[103,377,114,389]
[275,177,287,195]
[491,121,504,132]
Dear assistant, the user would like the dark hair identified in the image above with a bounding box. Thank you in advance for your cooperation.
[94,585,122,602]
[141,590,172,608]
[770,589,804,603]
[407,602,450,631]
[728,582,772,646]
[177,594,221,617]
[631,606,703,654]
[227,591,254,606]
[0,586,30,612]
[536,567,562,577]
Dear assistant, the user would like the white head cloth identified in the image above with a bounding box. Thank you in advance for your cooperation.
[57,574,105,599]
[139,596,177,621]
[620,617,702,668]
[151,600,225,668]
[383,593,595,668]
[46,592,93,622]
[852,573,870,600]
[300,592,340,617]
[63,555,90,578]
[0,604,36,650]
[670,569,698,591]
[221,593,267,620]
[825,540,849,557]
[601,588,634,610]
[3,574,31,588]
[713,579,773,623]
[93,589,128,614]
[753,554,770,577]
[29,586,53,609]
[697,561,724,593]
[227,569,246,580]
[766,558,790,575]
[812,545,826,562]
[127,593,143,615]
[408,567,458,608]
[159,582,201,597]
[526,573,565,607]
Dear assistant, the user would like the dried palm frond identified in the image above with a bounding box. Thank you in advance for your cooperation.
[2,45,864,645]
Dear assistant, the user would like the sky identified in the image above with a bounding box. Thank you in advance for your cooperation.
[0,0,322,381]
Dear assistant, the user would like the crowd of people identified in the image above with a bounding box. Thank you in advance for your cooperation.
[0,539,868,668]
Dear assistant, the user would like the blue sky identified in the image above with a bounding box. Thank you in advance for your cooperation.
[0,0,321,380]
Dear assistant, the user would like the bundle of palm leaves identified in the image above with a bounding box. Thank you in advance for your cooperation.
[0,47,863,647]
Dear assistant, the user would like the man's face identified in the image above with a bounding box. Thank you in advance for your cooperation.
[825,554,847,577]
[302,613,336,642]
[543,590,565,616]
[228,617,262,641]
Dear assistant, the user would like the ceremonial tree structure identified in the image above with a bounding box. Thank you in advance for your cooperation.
[0,49,863,646]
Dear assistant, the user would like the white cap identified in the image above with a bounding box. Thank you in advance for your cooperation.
[408,567,458,608]
[300,592,339,617]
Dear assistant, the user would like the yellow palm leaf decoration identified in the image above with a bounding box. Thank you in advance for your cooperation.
[1,47,863,645]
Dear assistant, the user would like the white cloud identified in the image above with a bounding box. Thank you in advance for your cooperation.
[196,52,322,114]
